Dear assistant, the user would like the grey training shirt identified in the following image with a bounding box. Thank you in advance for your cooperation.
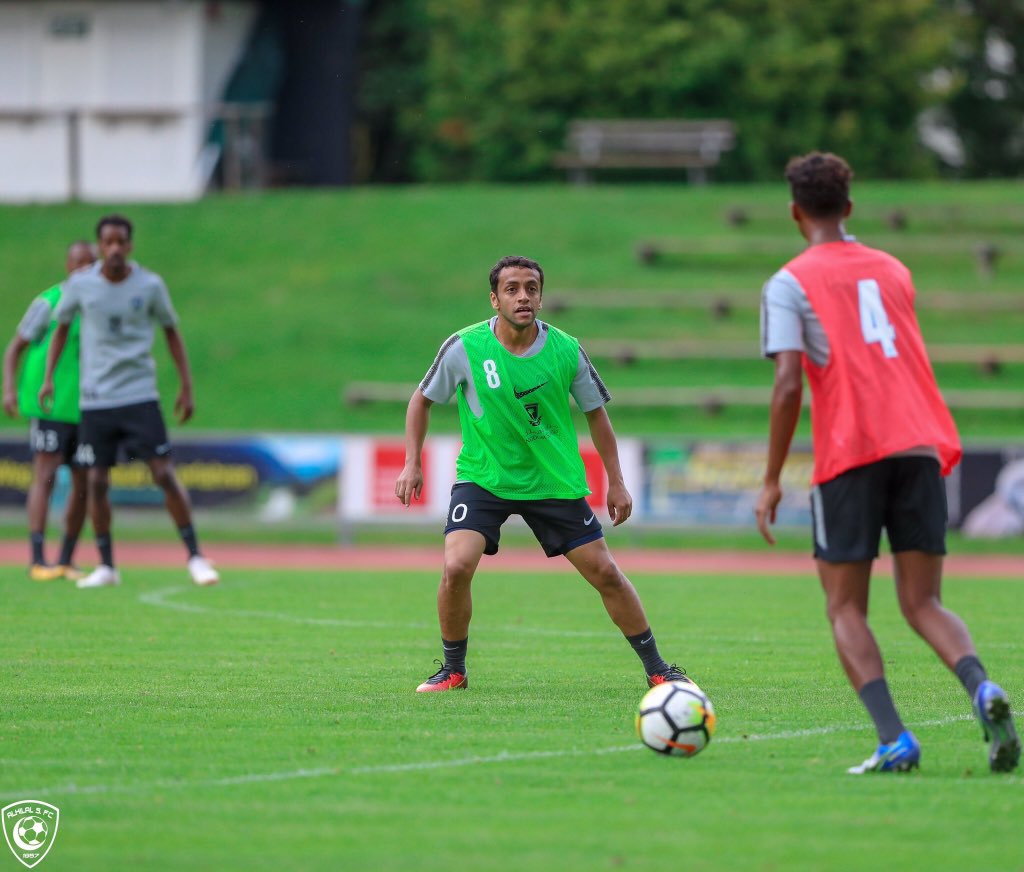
[17,297,55,343]
[420,318,611,415]
[760,268,830,367]
[55,261,179,410]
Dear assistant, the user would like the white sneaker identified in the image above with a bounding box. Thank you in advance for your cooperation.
[76,565,121,589]
[188,555,219,586]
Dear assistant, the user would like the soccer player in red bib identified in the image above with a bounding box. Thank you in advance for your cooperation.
[755,152,1019,774]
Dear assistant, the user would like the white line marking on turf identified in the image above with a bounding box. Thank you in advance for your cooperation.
[349,744,640,775]
[0,759,115,768]
[15,711,1012,798]
[138,586,617,638]
[137,586,431,632]
[137,587,1024,650]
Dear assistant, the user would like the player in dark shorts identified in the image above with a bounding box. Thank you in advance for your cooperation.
[40,214,219,589]
[756,152,1018,774]
[396,256,694,693]
[3,241,95,580]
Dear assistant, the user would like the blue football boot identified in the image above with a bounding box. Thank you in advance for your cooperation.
[847,730,921,774]
[973,681,1021,773]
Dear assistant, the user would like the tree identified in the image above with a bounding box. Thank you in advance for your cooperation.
[356,0,431,182]
[396,0,954,181]
[942,0,1024,177]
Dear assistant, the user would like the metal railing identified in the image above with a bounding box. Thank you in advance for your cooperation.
[0,102,272,199]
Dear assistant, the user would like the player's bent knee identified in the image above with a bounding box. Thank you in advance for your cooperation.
[87,474,110,497]
[150,466,178,491]
[443,559,476,586]
[824,599,864,626]
[589,560,626,594]
[898,595,936,630]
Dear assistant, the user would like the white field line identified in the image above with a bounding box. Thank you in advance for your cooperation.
[138,586,629,639]
[12,711,1013,798]
[137,586,1024,649]
[137,585,428,631]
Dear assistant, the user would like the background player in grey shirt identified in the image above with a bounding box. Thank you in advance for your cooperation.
[40,214,219,589]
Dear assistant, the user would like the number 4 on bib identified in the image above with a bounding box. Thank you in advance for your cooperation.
[857,279,898,358]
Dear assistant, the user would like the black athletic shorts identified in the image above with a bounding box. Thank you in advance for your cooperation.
[29,418,81,466]
[810,456,947,562]
[78,400,171,468]
[445,482,604,557]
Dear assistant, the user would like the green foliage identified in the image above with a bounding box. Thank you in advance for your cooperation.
[355,0,430,182]
[395,0,954,181]
[942,0,1024,177]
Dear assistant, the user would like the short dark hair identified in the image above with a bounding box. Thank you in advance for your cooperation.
[96,214,133,240]
[489,256,544,293]
[785,152,853,218]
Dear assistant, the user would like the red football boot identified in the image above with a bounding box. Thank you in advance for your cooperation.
[416,660,469,692]
[647,663,695,689]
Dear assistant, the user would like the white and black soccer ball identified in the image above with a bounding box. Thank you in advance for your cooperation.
[636,681,716,757]
[16,816,48,847]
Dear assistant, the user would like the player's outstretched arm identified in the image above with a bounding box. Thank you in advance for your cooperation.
[163,326,194,424]
[2,335,29,418]
[38,323,69,414]
[396,389,434,506]
[756,350,803,545]
[584,406,632,526]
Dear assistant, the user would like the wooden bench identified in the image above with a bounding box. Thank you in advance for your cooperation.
[545,289,1024,316]
[343,382,1024,413]
[583,338,1024,375]
[554,119,736,184]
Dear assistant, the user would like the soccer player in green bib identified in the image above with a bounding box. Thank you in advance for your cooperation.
[396,256,693,692]
[3,242,95,581]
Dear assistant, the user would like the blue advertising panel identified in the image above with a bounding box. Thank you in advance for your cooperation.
[0,434,342,516]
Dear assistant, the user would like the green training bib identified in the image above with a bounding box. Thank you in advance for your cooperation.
[455,321,589,500]
[18,285,80,424]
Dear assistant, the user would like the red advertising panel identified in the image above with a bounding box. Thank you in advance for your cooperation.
[372,443,430,511]
[580,444,608,509]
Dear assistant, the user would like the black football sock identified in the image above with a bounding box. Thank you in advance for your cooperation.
[58,533,79,567]
[30,532,45,565]
[442,637,468,674]
[954,655,988,700]
[858,678,905,745]
[178,524,200,559]
[626,627,669,676]
[96,534,114,568]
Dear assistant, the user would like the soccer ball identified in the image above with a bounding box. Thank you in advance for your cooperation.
[17,817,47,847]
[636,681,716,757]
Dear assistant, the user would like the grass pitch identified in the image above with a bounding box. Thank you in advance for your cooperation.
[1,561,1021,871]
[2,182,1024,438]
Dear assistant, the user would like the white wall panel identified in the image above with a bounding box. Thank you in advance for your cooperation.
[0,116,70,201]
[0,1,256,202]
[0,5,40,106]
[79,114,206,200]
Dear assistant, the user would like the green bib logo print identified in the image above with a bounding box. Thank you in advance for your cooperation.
[3,801,59,869]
